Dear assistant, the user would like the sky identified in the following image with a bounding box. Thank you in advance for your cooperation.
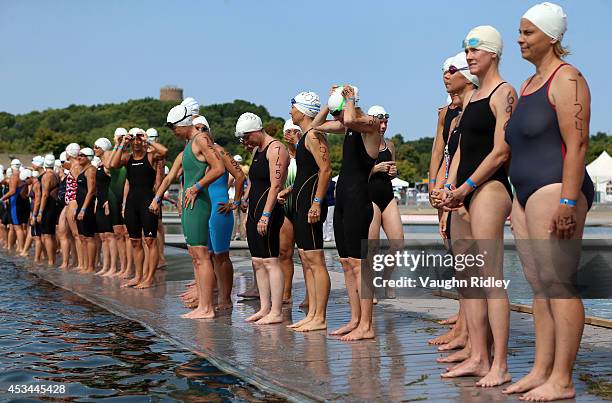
[1,0,611,139]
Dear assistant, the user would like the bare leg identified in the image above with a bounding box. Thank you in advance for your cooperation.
[288,249,315,329]
[246,258,269,322]
[124,238,143,287]
[255,257,284,324]
[294,249,329,332]
[330,258,360,336]
[278,217,295,304]
[379,199,404,299]
[341,257,375,341]
[157,221,166,268]
[212,252,233,309]
[182,246,215,319]
[135,237,158,288]
[66,202,84,270]
[42,234,56,266]
[105,232,119,276]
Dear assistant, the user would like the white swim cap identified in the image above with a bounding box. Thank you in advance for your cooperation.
[233,155,243,163]
[32,155,44,168]
[66,143,81,158]
[114,127,128,138]
[283,119,302,133]
[60,151,67,163]
[464,25,503,56]
[367,105,387,117]
[128,127,144,136]
[94,137,113,152]
[54,160,61,169]
[292,92,321,117]
[522,2,567,41]
[6,169,12,178]
[146,128,159,139]
[81,147,94,161]
[91,156,101,167]
[450,51,480,87]
[235,112,263,137]
[11,159,22,169]
[166,105,193,127]
[43,154,56,168]
[443,56,454,72]
[180,97,200,116]
[327,85,360,112]
[32,170,40,178]
[193,116,210,131]
[19,169,32,181]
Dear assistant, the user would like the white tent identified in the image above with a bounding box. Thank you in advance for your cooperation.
[391,177,410,188]
[587,151,612,184]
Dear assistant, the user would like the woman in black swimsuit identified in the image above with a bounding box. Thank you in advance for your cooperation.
[366,105,403,300]
[502,4,592,401]
[438,26,516,388]
[313,85,382,341]
[38,154,60,266]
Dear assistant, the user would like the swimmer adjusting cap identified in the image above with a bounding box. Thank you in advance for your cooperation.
[523,2,567,41]
[43,154,55,168]
[180,97,200,117]
[233,155,243,162]
[115,127,128,137]
[146,128,159,138]
[292,91,321,117]
[464,25,503,56]
[166,105,193,127]
[327,85,360,112]
[95,137,113,152]
[66,143,81,158]
[128,127,145,136]
[235,113,263,137]
[283,119,302,133]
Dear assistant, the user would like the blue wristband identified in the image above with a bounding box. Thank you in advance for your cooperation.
[262,211,271,218]
[560,198,576,206]
[154,195,162,203]
[346,97,356,102]
[466,178,477,189]
[429,179,436,184]
[195,182,202,191]
[444,183,453,190]
[313,197,321,203]
[233,200,241,206]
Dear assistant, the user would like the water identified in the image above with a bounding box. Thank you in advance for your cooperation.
[0,258,284,402]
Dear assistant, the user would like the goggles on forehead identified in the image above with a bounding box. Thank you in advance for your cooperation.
[462,37,496,50]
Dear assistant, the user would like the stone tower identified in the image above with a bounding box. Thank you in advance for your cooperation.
[160,86,183,102]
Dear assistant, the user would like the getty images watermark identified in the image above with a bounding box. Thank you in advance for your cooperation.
[371,250,510,291]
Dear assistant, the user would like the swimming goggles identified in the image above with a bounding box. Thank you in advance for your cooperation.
[447,65,468,75]
[462,37,496,49]
[372,113,390,120]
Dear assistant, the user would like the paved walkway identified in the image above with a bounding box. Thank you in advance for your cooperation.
[22,247,611,402]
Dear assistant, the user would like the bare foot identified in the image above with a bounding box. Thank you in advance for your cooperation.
[441,357,489,379]
[428,326,459,345]
[103,270,117,277]
[181,307,215,319]
[255,313,284,325]
[437,344,471,363]
[121,278,140,288]
[519,379,575,401]
[503,371,549,395]
[216,301,233,310]
[438,333,467,351]
[59,264,69,270]
[246,309,269,322]
[477,367,512,387]
[439,314,458,325]
[120,271,132,279]
[95,268,109,276]
[134,281,154,289]
[329,321,359,336]
[184,298,199,309]
[287,316,313,329]
[339,326,375,341]
[294,320,327,332]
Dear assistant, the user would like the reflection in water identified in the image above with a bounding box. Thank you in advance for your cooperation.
[0,258,284,401]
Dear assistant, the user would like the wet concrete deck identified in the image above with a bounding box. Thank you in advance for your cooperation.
[19,247,612,402]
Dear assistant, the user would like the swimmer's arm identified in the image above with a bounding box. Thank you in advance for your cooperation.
[153,153,183,199]
[109,137,130,168]
[39,175,51,217]
[428,107,447,184]
[312,104,345,134]
[343,98,381,134]
[1,174,18,201]
[193,133,224,189]
[220,148,246,202]
[81,167,97,211]
[456,84,515,194]
[32,180,42,216]
[154,158,165,191]
[553,68,591,202]
[149,141,168,159]
[263,143,289,214]
[306,131,332,202]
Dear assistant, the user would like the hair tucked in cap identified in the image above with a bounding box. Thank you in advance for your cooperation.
[292,91,321,117]
[522,2,569,57]
[464,25,503,57]
[283,119,302,133]
[180,97,200,117]
[167,105,193,127]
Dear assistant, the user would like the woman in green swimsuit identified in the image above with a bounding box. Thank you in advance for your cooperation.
[150,105,224,319]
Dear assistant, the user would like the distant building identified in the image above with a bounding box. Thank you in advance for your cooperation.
[160,86,183,102]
